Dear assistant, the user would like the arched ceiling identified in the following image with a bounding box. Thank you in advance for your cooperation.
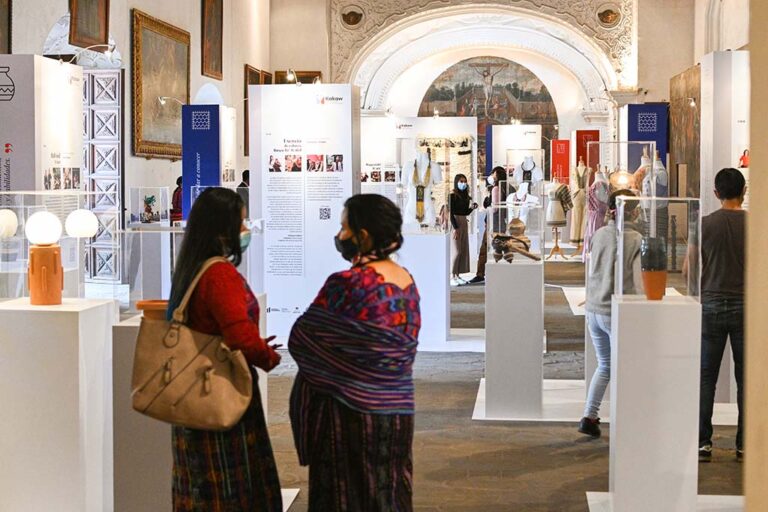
[332,1,636,88]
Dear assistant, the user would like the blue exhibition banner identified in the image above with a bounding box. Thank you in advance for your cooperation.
[627,103,669,170]
[182,105,221,219]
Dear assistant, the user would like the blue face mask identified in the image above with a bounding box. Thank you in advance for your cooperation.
[240,231,252,252]
[458,182,468,191]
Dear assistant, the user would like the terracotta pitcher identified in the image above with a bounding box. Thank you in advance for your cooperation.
[640,237,667,301]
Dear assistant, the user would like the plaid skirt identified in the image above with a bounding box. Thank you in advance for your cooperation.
[307,393,414,512]
[172,370,282,512]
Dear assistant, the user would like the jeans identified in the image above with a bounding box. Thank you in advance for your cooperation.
[699,297,744,450]
[584,311,612,419]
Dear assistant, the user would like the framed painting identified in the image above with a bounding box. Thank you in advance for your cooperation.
[243,64,261,157]
[275,70,321,85]
[131,9,190,160]
[202,0,223,80]
[0,0,10,54]
[261,70,273,85]
[69,0,110,49]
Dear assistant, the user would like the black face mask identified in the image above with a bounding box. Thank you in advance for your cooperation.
[334,234,359,261]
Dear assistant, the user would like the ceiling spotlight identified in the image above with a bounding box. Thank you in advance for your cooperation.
[286,69,296,82]
[312,76,322,85]
[687,97,697,108]
[157,96,184,107]
[158,96,166,106]
[385,107,394,118]
[433,108,440,119]
[589,97,596,108]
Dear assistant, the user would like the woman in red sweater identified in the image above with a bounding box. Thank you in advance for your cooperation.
[167,187,282,511]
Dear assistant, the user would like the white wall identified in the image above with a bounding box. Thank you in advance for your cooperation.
[12,0,270,190]
[638,0,695,101]
[695,0,750,62]
[270,0,329,79]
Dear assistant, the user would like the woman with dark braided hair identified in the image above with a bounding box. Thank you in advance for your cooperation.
[289,194,421,511]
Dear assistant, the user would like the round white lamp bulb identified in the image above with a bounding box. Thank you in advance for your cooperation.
[0,209,19,238]
[25,211,63,246]
[65,209,99,238]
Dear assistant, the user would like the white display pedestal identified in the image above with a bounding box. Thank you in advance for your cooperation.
[586,295,742,512]
[397,233,450,351]
[0,298,117,512]
[484,261,543,418]
[112,295,299,511]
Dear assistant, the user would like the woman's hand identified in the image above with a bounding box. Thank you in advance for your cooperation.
[263,335,282,371]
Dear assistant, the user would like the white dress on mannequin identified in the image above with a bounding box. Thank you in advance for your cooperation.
[512,155,544,190]
[546,181,567,227]
[402,152,443,229]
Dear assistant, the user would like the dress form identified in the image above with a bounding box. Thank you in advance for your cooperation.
[642,150,669,198]
[402,151,443,228]
[569,157,589,246]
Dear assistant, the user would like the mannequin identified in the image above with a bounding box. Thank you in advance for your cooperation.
[633,146,653,191]
[582,167,611,258]
[546,180,572,260]
[512,156,544,190]
[402,150,443,228]
[642,150,669,198]
[545,181,568,227]
[569,157,589,247]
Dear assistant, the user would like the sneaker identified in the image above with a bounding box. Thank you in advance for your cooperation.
[578,417,601,438]
[699,444,713,463]
[736,449,744,462]
[467,276,485,284]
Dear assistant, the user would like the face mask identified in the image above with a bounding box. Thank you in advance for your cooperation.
[334,234,358,261]
[458,182,468,191]
[487,176,495,186]
[240,231,252,252]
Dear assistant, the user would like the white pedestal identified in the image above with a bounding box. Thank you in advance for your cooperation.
[485,261,543,418]
[0,298,117,512]
[397,233,450,351]
[111,295,290,511]
[609,296,701,512]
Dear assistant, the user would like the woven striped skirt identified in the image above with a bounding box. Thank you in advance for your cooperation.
[306,393,414,512]
[171,371,282,512]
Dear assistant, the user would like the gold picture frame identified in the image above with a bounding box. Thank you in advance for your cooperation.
[243,64,261,157]
[131,9,190,160]
[201,0,223,80]
[69,0,110,49]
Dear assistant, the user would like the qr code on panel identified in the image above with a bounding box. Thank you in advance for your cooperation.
[319,207,331,220]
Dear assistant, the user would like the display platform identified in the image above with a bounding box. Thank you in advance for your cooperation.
[0,298,117,512]
[112,296,289,512]
[472,378,611,423]
[484,260,544,418]
[593,295,709,511]
[586,492,743,512]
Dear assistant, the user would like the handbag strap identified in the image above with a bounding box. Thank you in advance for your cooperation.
[171,256,231,324]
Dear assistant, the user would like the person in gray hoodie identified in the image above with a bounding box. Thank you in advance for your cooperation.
[579,189,643,438]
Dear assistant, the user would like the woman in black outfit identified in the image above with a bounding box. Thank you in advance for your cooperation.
[450,173,478,283]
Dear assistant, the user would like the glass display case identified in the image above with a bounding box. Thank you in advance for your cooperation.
[190,185,252,218]
[128,187,170,227]
[486,203,545,263]
[614,197,700,301]
[581,141,658,260]
[0,191,120,302]
[505,148,546,199]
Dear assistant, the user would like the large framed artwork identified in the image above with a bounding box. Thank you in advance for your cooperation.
[274,70,321,84]
[243,64,261,157]
[0,0,10,54]
[131,9,190,160]
[201,0,223,80]
[69,0,110,49]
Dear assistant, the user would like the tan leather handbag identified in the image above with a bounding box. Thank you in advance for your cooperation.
[131,257,253,431]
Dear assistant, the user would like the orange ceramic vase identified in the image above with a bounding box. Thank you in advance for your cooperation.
[28,245,63,306]
[642,270,667,301]
[136,300,168,321]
